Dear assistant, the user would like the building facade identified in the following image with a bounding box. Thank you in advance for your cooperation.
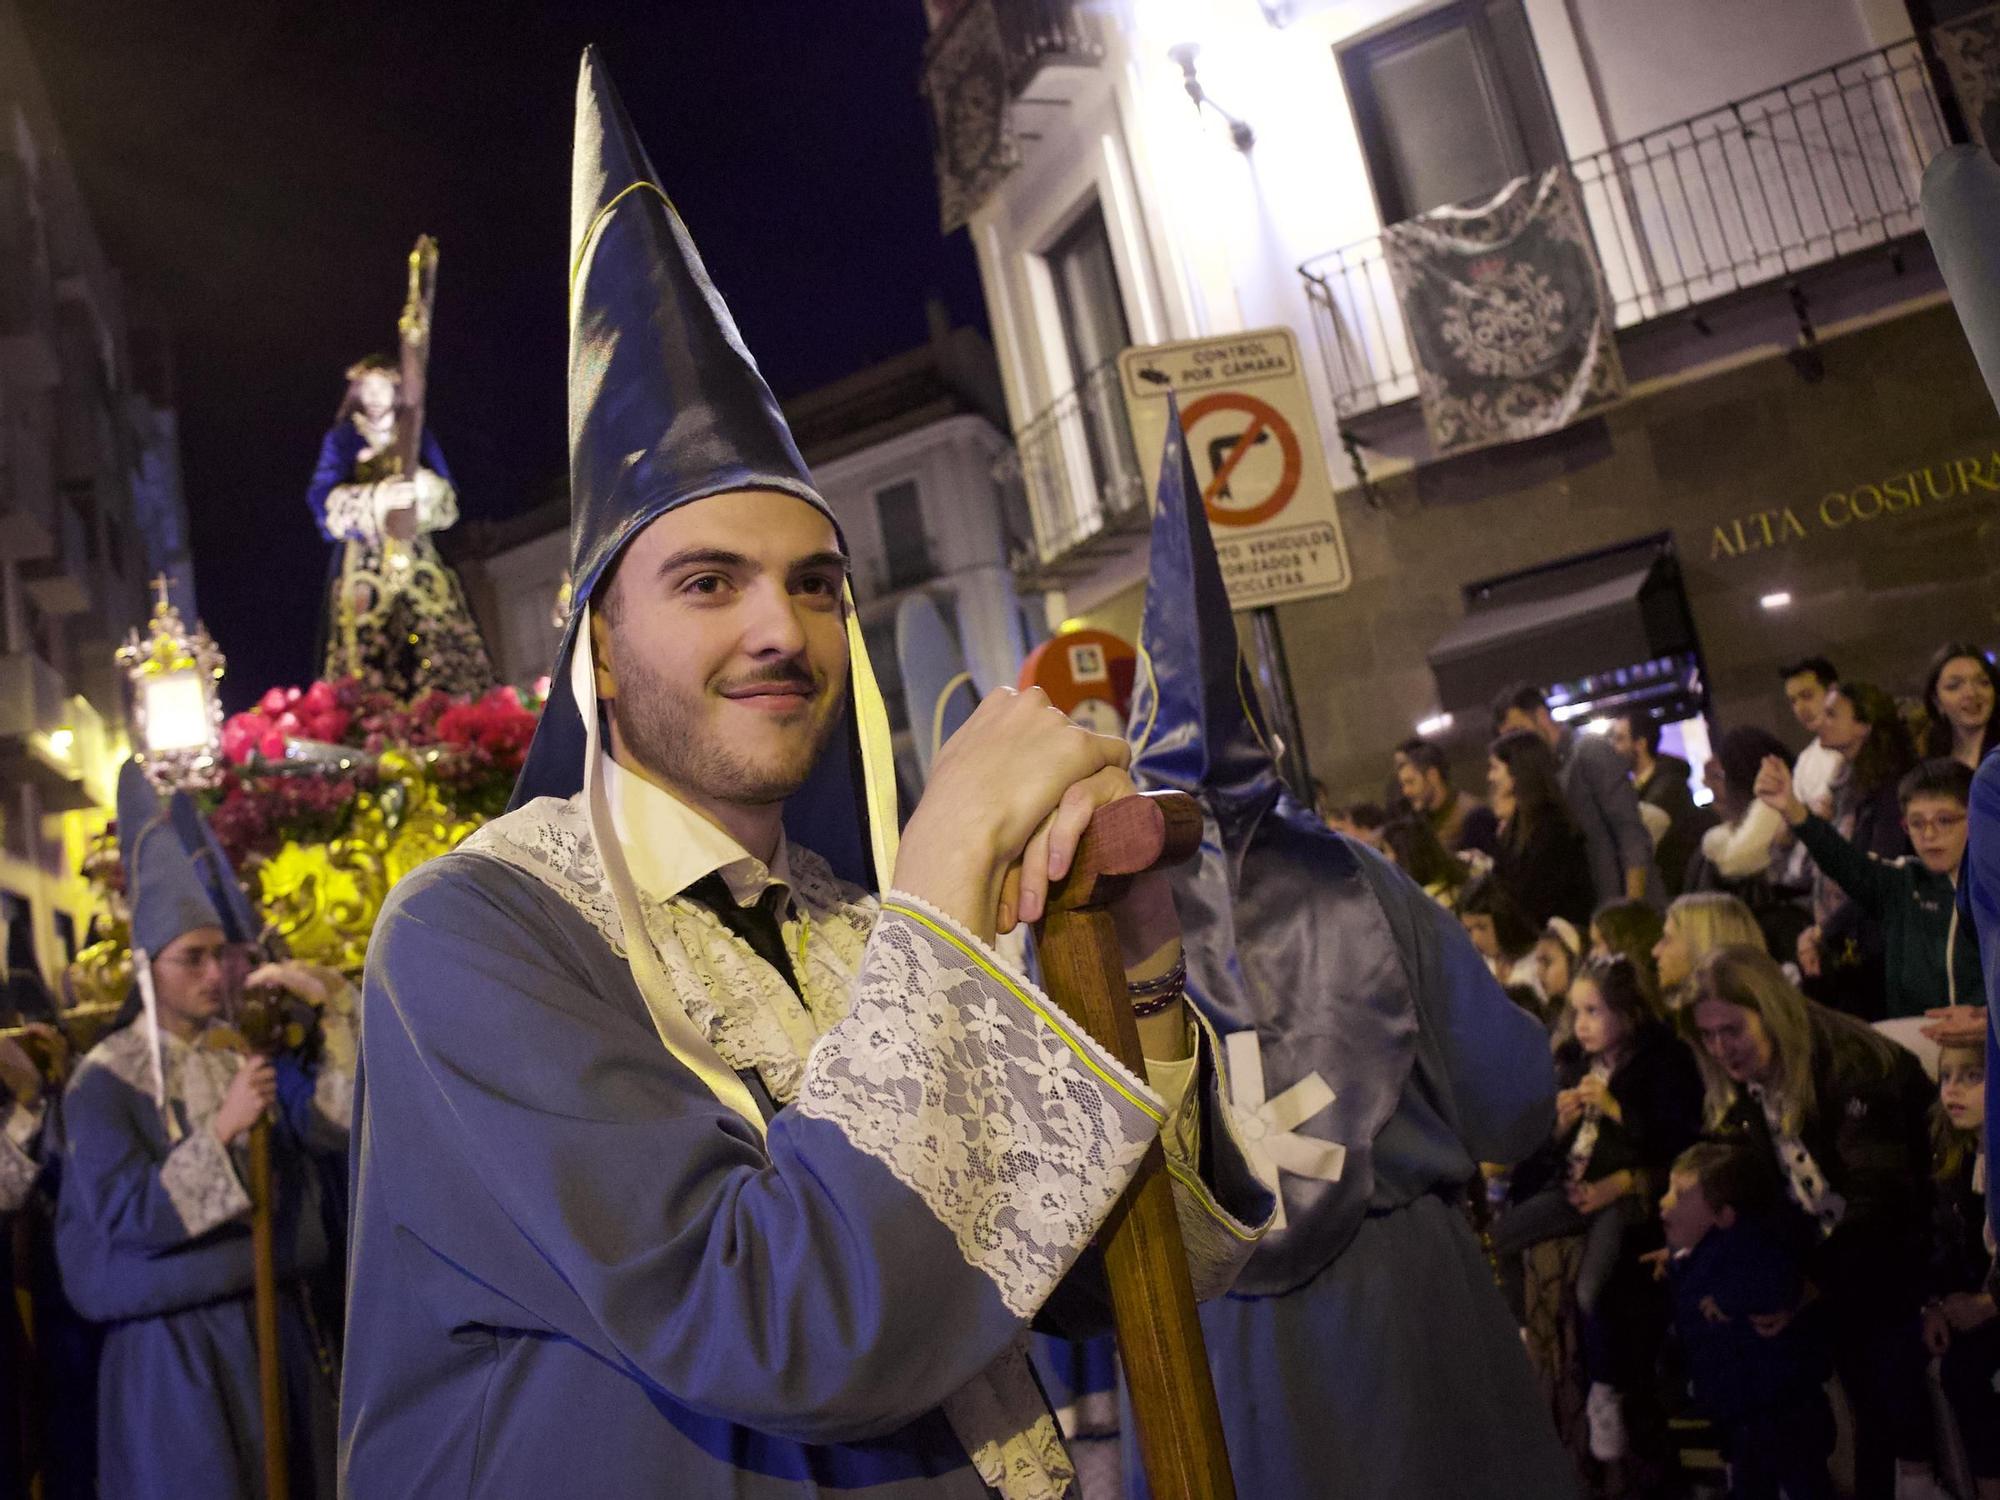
[922,0,1999,799]
[0,1,179,988]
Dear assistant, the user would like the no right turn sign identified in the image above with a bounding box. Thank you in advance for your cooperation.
[1119,328,1352,608]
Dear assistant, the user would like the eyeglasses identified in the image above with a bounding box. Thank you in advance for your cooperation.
[1904,812,1967,838]
[158,942,256,976]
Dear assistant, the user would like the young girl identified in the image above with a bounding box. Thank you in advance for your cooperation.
[1495,957,1706,1460]
[1924,1020,1996,1499]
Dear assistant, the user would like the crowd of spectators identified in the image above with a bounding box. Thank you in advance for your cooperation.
[1321,643,1997,1500]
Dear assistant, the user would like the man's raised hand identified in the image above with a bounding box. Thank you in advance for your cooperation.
[894,686,1131,942]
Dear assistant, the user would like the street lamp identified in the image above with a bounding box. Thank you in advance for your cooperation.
[117,575,226,788]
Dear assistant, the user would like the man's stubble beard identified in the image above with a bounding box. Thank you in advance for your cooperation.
[609,646,847,807]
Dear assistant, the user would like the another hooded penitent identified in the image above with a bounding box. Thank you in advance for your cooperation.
[1122,401,1576,1497]
[340,49,1269,1500]
[53,763,352,1500]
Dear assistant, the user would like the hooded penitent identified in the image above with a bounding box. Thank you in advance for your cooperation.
[118,761,226,1135]
[1128,398,1418,1295]
[510,48,896,891]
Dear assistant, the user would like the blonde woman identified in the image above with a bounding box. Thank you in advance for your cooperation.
[1683,947,1936,1499]
[1651,893,1766,1007]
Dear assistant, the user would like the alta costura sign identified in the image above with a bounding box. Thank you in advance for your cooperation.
[1708,447,2000,560]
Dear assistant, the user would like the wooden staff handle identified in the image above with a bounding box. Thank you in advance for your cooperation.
[1035,791,1234,1500]
[248,1115,288,1500]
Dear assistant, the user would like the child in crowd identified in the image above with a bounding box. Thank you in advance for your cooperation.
[1923,1013,1996,1500]
[1457,872,1543,993]
[1755,755,1983,1018]
[1534,916,1581,1043]
[1493,956,1705,1459]
[1657,1143,1834,1500]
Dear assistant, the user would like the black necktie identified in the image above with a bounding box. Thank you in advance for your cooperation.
[685,873,803,1001]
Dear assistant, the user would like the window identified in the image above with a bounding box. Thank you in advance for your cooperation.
[1340,0,1565,224]
[1046,201,1131,389]
[873,481,934,592]
[1038,199,1142,523]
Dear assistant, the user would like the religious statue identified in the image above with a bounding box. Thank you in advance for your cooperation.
[307,238,493,701]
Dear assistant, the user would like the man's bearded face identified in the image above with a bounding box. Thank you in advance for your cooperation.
[595,490,851,810]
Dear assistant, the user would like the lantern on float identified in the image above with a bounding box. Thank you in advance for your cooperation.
[116,575,225,788]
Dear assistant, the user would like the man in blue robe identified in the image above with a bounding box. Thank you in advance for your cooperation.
[338,50,1269,1500]
[1122,404,1576,1497]
[55,763,354,1498]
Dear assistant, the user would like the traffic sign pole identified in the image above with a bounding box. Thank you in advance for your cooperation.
[1249,608,1313,804]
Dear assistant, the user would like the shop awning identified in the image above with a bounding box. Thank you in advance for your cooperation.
[1427,555,1693,712]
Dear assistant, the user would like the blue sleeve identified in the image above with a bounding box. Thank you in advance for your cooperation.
[352,864,1163,1446]
[305,427,352,541]
[53,1061,260,1320]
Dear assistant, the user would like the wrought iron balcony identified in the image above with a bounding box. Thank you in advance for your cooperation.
[1006,359,1148,585]
[923,0,1103,230]
[1301,38,1950,422]
[925,0,1101,96]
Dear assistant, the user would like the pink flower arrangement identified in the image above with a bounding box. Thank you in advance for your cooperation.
[222,680,356,765]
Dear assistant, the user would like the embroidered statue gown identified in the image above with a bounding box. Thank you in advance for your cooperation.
[306,414,493,700]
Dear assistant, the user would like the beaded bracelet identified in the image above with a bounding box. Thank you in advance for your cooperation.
[1127,957,1187,1018]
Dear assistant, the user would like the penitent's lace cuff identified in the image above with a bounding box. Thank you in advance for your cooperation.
[795,892,1162,1318]
[160,1126,252,1237]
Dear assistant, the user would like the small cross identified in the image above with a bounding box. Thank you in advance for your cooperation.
[150,574,172,613]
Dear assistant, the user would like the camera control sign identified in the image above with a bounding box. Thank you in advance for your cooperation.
[1119,327,1352,608]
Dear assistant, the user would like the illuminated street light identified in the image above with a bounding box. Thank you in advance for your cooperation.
[1759,591,1793,610]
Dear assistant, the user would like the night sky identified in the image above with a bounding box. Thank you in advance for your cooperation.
[17,2,985,706]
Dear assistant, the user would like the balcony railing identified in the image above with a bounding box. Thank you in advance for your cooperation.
[1009,359,1147,579]
[925,0,1101,97]
[1301,38,1949,421]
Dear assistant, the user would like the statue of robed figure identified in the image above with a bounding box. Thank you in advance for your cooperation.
[307,237,494,700]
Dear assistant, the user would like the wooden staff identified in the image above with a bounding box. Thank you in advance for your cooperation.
[1035,791,1235,1500]
[248,1114,287,1500]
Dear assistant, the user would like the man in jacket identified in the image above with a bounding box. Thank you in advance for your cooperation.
[1611,712,1713,897]
[1495,685,1664,909]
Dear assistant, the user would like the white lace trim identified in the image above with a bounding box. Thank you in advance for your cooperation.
[462,799,878,1109]
[940,1338,1075,1500]
[322,482,380,543]
[797,898,1159,1318]
[159,1125,252,1236]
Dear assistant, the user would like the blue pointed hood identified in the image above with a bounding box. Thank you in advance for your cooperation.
[1129,393,1284,807]
[1924,143,2000,416]
[1126,400,1418,1296]
[509,48,894,891]
[117,761,222,958]
[168,790,260,948]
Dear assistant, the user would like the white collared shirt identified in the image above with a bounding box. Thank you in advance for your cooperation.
[604,756,794,915]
